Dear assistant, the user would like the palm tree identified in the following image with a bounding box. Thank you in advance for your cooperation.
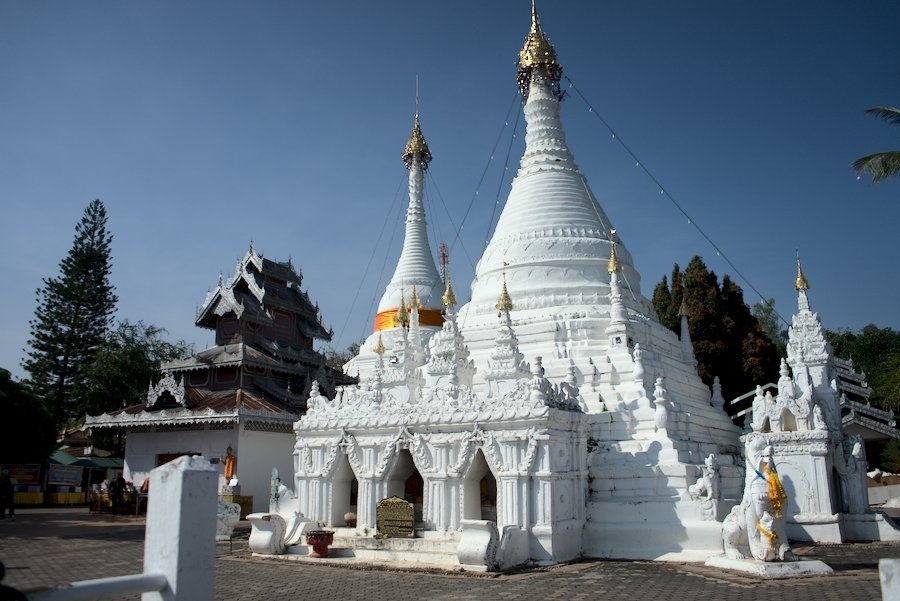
[852,106,900,183]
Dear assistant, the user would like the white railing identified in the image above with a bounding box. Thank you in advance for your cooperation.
[28,573,167,601]
[26,455,217,601]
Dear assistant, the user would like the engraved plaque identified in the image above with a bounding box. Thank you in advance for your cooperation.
[376,496,415,537]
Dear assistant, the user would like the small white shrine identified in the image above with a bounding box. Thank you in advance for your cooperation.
[741,261,900,543]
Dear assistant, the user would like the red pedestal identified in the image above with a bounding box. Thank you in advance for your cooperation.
[305,530,335,558]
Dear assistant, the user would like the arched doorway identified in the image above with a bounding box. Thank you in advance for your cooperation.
[463,449,497,523]
[331,454,358,527]
[385,449,424,525]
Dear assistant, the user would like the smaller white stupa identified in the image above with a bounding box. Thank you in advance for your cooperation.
[741,258,900,543]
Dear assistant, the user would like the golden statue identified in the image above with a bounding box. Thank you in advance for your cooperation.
[224,446,237,481]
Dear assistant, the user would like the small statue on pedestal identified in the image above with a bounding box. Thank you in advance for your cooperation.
[224,446,237,482]
[722,435,796,562]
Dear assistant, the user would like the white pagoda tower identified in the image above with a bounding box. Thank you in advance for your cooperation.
[256,4,748,567]
[345,114,446,386]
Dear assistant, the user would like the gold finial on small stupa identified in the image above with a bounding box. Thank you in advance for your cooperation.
[518,0,558,72]
[607,229,622,274]
[402,114,432,170]
[442,277,457,309]
[496,272,514,313]
[795,253,809,291]
[396,288,409,326]
[374,333,386,355]
[409,285,421,310]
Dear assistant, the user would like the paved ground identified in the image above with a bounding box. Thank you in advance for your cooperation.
[1,507,898,601]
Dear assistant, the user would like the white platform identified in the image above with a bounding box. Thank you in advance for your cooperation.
[705,556,833,578]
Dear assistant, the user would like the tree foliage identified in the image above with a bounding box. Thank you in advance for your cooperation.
[22,200,117,428]
[752,299,788,358]
[80,320,192,416]
[826,324,900,411]
[652,257,780,403]
[0,368,57,464]
[852,106,900,183]
[323,341,362,373]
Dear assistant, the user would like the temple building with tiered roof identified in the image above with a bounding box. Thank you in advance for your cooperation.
[86,245,351,512]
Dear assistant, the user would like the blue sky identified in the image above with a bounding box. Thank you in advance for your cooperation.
[1,1,898,380]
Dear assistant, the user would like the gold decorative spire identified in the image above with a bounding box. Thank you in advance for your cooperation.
[496,273,514,313]
[442,277,457,308]
[518,1,558,71]
[396,288,409,326]
[517,0,562,97]
[373,333,385,355]
[409,285,421,310]
[607,229,622,273]
[402,114,433,170]
[795,254,809,291]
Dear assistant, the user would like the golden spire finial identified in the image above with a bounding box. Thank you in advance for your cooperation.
[374,333,385,355]
[396,288,409,326]
[442,276,457,308]
[496,271,513,313]
[607,229,622,273]
[517,0,561,97]
[409,285,421,310]
[795,253,809,291]
[402,113,432,169]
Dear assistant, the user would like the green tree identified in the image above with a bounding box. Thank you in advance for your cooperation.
[752,299,788,358]
[827,325,900,411]
[0,368,57,464]
[80,320,191,416]
[852,106,900,183]
[323,340,363,373]
[22,199,117,428]
[652,256,780,404]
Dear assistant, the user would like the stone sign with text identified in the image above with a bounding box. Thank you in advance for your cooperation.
[376,496,414,537]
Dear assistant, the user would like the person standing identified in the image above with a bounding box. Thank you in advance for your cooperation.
[109,473,126,515]
[0,470,14,520]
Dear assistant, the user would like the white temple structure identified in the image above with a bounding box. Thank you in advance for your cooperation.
[742,260,900,543]
[248,3,899,569]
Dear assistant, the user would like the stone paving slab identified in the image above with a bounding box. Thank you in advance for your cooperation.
[1,508,898,601]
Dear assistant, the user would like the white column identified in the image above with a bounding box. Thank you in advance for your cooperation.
[143,456,217,601]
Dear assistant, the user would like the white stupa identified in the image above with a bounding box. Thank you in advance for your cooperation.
[345,114,445,382]
[249,3,895,570]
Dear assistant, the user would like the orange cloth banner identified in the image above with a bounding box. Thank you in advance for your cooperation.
[373,308,444,332]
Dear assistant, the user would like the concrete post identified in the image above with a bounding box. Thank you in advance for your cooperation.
[881,559,900,601]
[142,455,217,601]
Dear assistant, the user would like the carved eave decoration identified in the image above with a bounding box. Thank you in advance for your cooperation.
[146,372,188,409]
[83,406,297,431]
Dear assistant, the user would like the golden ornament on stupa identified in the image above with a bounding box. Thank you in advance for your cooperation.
[794,256,809,291]
[402,115,432,169]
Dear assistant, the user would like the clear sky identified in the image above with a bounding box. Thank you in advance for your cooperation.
[1,1,898,381]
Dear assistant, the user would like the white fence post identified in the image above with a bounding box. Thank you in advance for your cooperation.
[142,455,217,601]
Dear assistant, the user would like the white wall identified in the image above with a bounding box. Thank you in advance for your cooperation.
[124,427,236,488]
[237,427,295,512]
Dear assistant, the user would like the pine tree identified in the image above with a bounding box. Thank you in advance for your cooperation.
[652,256,779,405]
[23,199,117,428]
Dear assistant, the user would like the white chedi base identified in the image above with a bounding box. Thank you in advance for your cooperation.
[705,556,833,578]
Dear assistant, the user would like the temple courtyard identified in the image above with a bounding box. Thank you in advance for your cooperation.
[1,507,898,600]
